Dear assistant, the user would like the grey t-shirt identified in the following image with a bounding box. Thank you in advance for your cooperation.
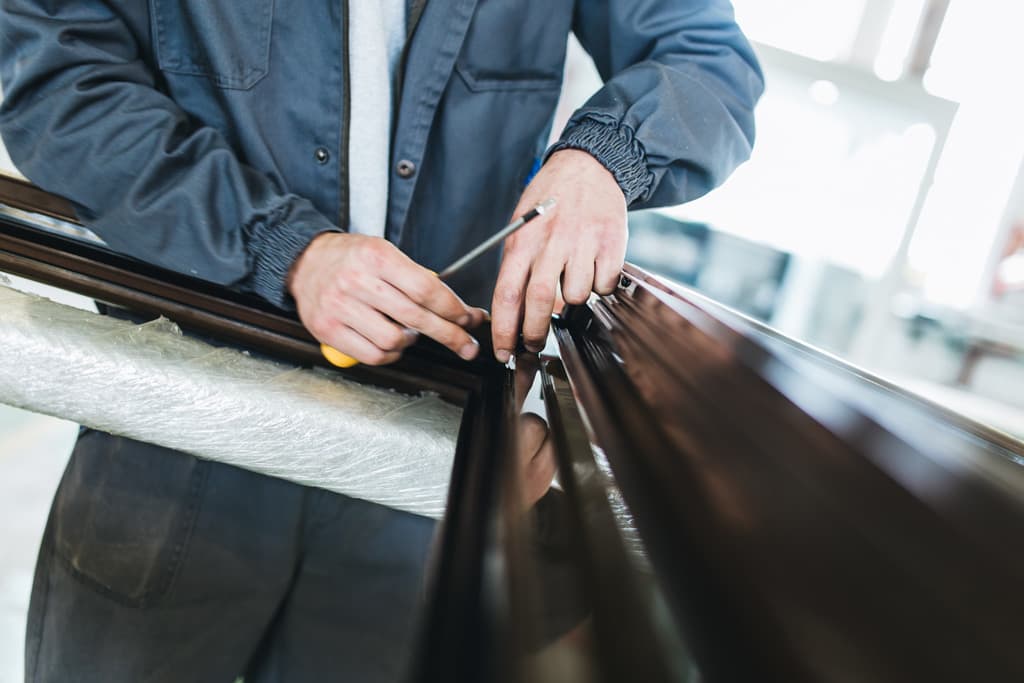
[347,0,406,238]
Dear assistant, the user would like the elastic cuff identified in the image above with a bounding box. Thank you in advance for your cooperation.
[246,204,340,310]
[547,117,654,205]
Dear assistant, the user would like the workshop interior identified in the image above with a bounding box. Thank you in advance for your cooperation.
[2,1,1024,681]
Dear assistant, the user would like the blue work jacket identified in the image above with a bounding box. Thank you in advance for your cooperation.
[0,0,763,308]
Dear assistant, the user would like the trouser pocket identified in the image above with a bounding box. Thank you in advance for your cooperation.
[52,430,209,607]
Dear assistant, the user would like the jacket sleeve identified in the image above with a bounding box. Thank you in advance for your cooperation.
[549,0,764,208]
[0,1,338,309]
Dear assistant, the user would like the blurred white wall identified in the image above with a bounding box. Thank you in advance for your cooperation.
[549,0,1024,436]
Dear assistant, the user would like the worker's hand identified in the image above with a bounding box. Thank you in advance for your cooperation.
[518,412,557,509]
[492,149,627,362]
[289,233,487,365]
[514,353,556,510]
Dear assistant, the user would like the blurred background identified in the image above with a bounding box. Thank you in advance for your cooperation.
[2,1,1023,679]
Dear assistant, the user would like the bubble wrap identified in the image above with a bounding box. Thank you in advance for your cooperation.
[0,284,462,518]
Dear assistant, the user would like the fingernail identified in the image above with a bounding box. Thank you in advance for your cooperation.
[458,314,471,327]
[495,349,511,363]
[459,339,479,360]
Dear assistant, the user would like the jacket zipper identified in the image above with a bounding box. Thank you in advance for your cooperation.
[339,0,351,231]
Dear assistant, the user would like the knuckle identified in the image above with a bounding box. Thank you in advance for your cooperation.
[492,328,515,343]
[402,306,428,332]
[398,330,417,349]
[502,233,529,253]
[448,332,471,352]
[363,242,389,271]
[408,277,436,303]
[526,282,554,306]
[488,309,515,336]
[532,215,554,236]
[380,326,406,351]
[307,314,338,342]
[435,322,466,348]
[362,237,384,255]
[495,285,522,308]
[364,347,389,366]
[307,318,329,341]
[491,322,515,341]
[332,272,359,297]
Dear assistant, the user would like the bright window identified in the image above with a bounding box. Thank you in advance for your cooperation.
[907,1,1024,308]
[731,0,867,61]
[667,47,948,280]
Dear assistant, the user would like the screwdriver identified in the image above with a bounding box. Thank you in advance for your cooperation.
[321,198,557,368]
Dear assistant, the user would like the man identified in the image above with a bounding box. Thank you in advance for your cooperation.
[0,0,762,680]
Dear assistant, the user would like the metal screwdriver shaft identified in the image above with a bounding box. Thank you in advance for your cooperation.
[437,198,556,280]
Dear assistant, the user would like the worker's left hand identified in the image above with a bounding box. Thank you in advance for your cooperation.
[491,149,627,362]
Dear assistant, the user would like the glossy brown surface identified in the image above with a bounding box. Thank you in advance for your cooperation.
[0,175,78,224]
[552,266,1024,682]
[5,177,1024,681]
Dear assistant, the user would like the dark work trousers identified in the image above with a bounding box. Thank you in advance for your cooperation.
[24,429,437,682]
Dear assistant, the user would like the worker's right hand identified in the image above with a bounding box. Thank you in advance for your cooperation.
[288,232,486,365]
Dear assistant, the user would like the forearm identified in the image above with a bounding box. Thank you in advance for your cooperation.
[0,1,336,308]
[561,0,764,208]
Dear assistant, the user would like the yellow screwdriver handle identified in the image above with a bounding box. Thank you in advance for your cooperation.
[320,343,360,368]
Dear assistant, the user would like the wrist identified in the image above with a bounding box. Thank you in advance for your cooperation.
[547,117,653,205]
[547,148,618,184]
[287,231,343,296]
[243,198,342,310]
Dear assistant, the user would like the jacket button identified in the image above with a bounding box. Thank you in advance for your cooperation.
[396,159,416,178]
[314,147,329,164]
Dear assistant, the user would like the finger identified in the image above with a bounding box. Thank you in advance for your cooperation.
[561,254,595,306]
[552,287,567,315]
[514,353,541,411]
[517,413,557,509]
[363,280,480,361]
[594,253,623,295]
[521,250,565,352]
[342,298,419,353]
[491,246,532,362]
[466,307,489,329]
[518,413,549,462]
[381,251,474,325]
[319,324,403,366]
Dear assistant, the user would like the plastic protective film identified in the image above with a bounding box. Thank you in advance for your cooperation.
[0,284,462,518]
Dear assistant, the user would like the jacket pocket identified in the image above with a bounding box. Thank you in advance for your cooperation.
[455,61,561,93]
[150,0,275,90]
[53,431,209,607]
[455,0,569,92]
